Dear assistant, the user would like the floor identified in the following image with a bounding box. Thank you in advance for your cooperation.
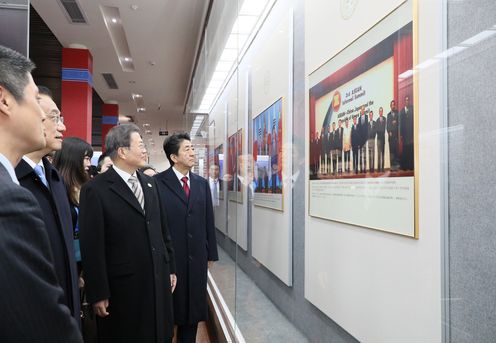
[209,246,308,343]
[172,322,211,343]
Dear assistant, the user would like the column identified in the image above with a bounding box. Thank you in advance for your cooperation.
[61,47,93,142]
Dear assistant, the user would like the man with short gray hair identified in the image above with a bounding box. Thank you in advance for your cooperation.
[79,123,176,343]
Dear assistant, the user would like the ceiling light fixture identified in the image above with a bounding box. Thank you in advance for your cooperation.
[130,4,139,11]
[111,18,117,23]
[191,0,273,115]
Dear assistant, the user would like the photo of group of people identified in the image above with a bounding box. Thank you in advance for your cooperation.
[253,98,283,194]
[310,95,414,179]
[309,21,415,181]
[308,18,417,236]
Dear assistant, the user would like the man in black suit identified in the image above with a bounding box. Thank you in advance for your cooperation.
[330,122,337,174]
[400,95,414,170]
[357,105,368,172]
[15,86,80,326]
[351,116,360,174]
[0,45,82,342]
[156,133,219,343]
[335,119,344,174]
[79,124,176,343]
[208,163,221,206]
[387,100,399,171]
[376,107,387,172]
[367,111,377,173]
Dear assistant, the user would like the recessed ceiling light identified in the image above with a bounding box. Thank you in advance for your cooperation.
[111,18,117,23]
[130,4,139,10]
[124,57,131,62]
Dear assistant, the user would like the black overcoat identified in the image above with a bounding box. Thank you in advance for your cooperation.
[79,167,175,343]
[0,163,82,342]
[155,168,218,325]
[15,158,80,325]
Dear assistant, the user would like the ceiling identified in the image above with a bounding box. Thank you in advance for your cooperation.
[30,0,209,157]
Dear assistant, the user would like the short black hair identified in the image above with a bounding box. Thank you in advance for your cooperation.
[37,85,53,98]
[163,132,190,166]
[0,45,35,102]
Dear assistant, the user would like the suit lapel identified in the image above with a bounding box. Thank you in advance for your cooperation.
[107,167,144,216]
[187,174,199,211]
[161,168,188,206]
[138,172,153,218]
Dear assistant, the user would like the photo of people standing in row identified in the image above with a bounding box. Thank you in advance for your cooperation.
[310,95,414,179]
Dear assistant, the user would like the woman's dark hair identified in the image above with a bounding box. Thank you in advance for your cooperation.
[53,137,93,205]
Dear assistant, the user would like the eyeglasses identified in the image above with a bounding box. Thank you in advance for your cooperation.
[47,114,64,124]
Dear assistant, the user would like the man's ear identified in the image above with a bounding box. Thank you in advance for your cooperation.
[117,146,127,160]
[0,86,15,117]
[170,154,178,164]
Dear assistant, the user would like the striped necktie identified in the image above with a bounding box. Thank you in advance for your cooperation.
[128,175,145,210]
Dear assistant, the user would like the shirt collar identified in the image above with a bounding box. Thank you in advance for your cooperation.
[0,153,20,185]
[113,164,136,183]
[172,166,189,182]
[22,156,44,171]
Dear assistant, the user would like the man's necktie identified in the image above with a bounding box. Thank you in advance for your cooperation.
[34,165,49,188]
[181,176,190,198]
[128,176,145,210]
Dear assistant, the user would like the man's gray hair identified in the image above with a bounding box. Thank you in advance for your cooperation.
[0,45,35,102]
[105,123,140,160]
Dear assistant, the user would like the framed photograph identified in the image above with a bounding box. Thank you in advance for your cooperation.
[308,0,418,238]
[252,97,284,211]
[227,129,243,203]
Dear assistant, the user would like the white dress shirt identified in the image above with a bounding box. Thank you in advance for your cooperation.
[172,166,190,188]
[113,165,139,192]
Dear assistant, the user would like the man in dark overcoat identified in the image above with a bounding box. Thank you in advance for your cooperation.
[155,133,219,343]
[15,86,80,326]
[79,124,176,343]
[0,44,82,343]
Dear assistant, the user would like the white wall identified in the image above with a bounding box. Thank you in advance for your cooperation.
[304,0,444,342]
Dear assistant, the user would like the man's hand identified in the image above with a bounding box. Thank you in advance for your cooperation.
[170,274,177,293]
[93,299,109,317]
[208,261,214,269]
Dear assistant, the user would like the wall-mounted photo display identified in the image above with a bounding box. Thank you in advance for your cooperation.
[308,1,418,238]
[227,129,243,203]
[252,97,284,211]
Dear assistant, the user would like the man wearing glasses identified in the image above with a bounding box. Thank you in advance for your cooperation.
[15,86,81,328]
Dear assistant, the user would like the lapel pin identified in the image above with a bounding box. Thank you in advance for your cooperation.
[147,183,153,188]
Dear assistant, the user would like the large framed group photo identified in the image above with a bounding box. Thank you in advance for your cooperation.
[308,0,418,238]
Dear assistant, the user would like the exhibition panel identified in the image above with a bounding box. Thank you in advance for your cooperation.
[305,0,444,342]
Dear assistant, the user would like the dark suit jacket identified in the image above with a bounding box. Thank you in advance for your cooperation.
[358,114,369,146]
[155,168,219,325]
[387,110,399,142]
[400,105,414,144]
[335,127,344,150]
[351,124,360,149]
[15,158,80,324]
[79,167,176,343]
[376,116,387,143]
[0,163,82,343]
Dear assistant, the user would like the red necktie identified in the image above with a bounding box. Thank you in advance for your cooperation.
[181,176,190,198]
